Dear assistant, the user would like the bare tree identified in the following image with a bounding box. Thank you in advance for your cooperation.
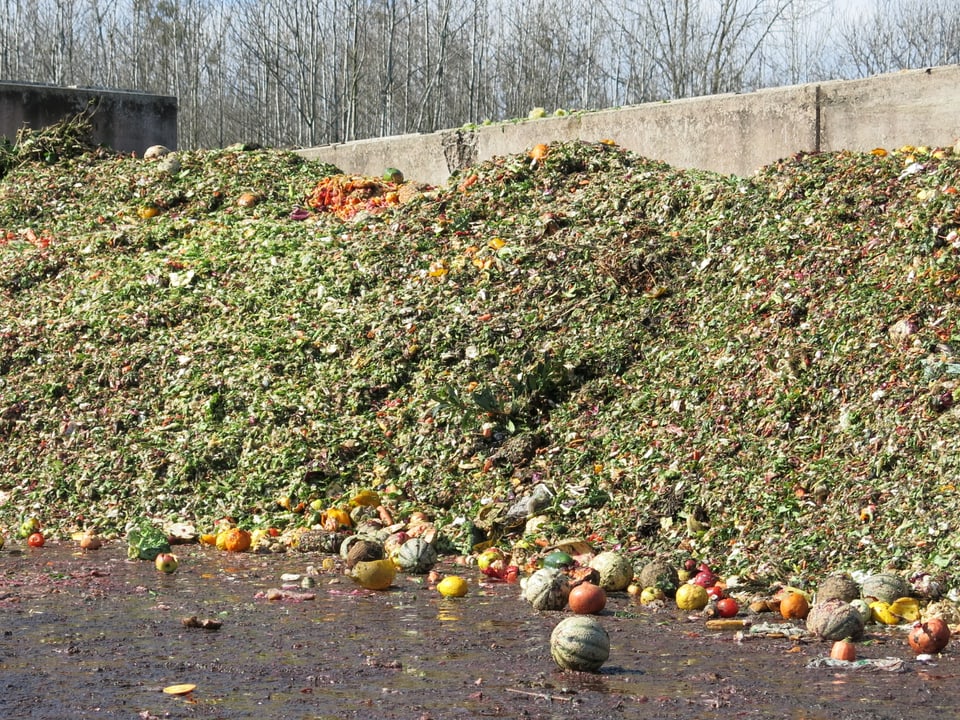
[837,0,960,77]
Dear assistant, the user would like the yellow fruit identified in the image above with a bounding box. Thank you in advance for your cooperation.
[349,489,381,507]
[138,205,160,219]
[437,575,469,598]
[199,533,217,546]
[889,597,920,623]
[676,583,709,611]
[351,559,396,590]
[869,601,900,625]
[640,586,666,604]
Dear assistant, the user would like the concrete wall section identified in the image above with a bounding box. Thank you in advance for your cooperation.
[0,82,177,153]
[818,65,960,153]
[296,64,960,184]
[298,130,456,183]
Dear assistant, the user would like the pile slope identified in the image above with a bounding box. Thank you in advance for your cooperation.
[1,130,959,584]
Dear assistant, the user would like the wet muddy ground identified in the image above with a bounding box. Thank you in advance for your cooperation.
[0,543,955,720]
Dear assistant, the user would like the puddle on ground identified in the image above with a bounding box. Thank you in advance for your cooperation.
[0,544,956,719]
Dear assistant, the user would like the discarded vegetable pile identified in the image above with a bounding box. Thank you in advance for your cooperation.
[2,115,960,591]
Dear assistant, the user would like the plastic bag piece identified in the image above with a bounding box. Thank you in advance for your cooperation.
[805,657,907,673]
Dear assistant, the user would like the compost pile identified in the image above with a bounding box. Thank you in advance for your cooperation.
[1,119,959,586]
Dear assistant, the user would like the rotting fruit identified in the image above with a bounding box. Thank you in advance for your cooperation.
[676,584,709,611]
[830,640,856,662]
[155,552,179,573]
[779,592,810,620]
[908,618,950,654]
[218,527,252,553]
[568,582,607,614]
[716,597,739,618]
[351,559,396,590]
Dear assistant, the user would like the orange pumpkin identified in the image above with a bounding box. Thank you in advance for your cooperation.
[779,592,810,620]
[830,640,856,661]
[218,527,252,553]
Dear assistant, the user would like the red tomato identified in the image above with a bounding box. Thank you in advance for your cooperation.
[27,532,45,548]
[716,597,739,618]
[706,584,724,600]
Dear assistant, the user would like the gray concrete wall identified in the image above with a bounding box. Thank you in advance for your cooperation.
[297,65,960,183]
[0,82,177,154]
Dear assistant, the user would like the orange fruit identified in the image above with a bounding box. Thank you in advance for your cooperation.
[779,592,810,620]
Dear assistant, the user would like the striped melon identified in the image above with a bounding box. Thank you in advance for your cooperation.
[392,537,437,574]
[522,568,571,611]
[550,615,610,672]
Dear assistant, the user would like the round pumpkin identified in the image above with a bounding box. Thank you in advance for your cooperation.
[806,599,865,641]
[522,567,571,611]
[860,573,910,604]
[392,537,438,574]
[568,582,607,614]
[588,551,634,592]
[550,615,610,672]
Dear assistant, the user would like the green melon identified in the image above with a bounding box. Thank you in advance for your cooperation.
[543,550,575,569]
[550,615,610,672]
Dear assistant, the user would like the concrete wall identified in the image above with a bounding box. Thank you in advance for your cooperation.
[0,82,177,154]
[297,64,960,183]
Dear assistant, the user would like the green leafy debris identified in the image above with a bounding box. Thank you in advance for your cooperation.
[1,124,959,584]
